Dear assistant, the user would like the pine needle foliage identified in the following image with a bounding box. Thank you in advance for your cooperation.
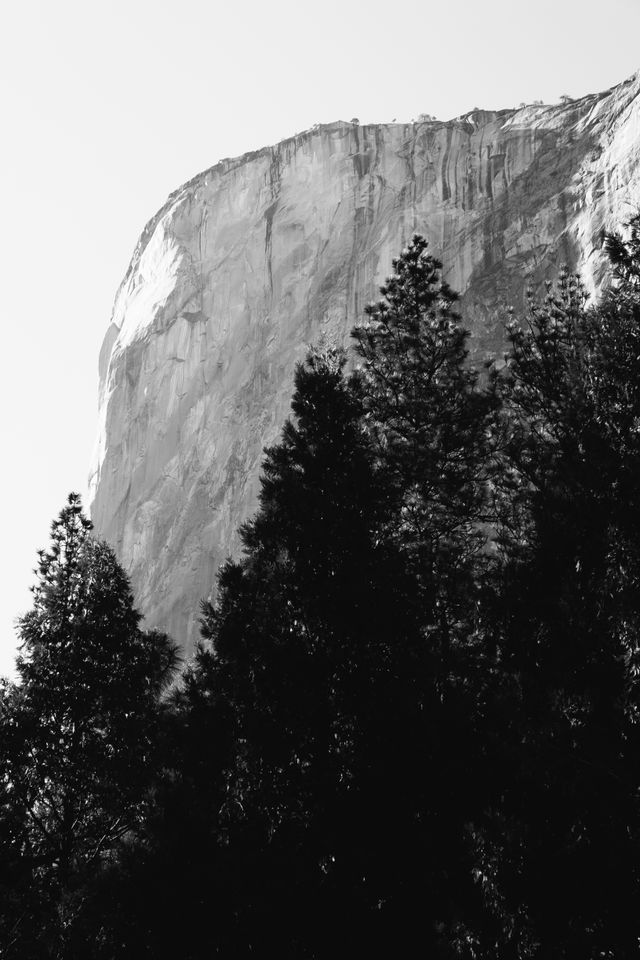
[105,347,487,958]
[9,223,640,958]
[0,494,178,957]
[479,242,640,957]
[351,235,494,553]
[351,235,497,650]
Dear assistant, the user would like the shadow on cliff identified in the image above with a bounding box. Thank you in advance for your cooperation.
[457,116,600,361]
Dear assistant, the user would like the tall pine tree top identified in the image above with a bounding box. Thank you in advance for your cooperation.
[352,235,493,544]
[0,494,178,957]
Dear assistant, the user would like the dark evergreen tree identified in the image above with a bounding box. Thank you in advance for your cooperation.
[350,240,500,821]
[348,238,511,958]
[0,494,178,958]
[351,235,496,610]
[99,346,488,959]
[68,228,640,959]
[202,349,424,956]
[209,346,490,956]
[71,667,237,959]
[477,236,640,957]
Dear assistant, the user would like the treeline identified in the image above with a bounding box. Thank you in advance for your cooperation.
[2,224,640,957]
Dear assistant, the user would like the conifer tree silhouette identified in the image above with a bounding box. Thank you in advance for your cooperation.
[73,227,640,959]
[351,235,496,652]
[0,494,178,957]
[478,232,640,957]
[101,346,487,958]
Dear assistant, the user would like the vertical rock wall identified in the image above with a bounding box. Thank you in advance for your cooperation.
[90,72,640,652]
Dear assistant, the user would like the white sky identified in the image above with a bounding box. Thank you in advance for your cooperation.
[1,0,640,675]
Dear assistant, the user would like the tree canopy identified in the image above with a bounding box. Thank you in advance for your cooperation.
[0,494,178,957]
[4,222,640,957]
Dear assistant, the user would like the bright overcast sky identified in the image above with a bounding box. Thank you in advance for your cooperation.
[1,0,639,675]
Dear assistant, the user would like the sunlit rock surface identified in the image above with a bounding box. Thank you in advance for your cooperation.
[90,72,640,653]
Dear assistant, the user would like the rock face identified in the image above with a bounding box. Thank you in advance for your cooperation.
[90,72,640,653]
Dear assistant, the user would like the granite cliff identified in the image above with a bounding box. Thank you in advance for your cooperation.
[90,71,640,652]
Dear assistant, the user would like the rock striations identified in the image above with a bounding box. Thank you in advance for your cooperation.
[90,72,640,653]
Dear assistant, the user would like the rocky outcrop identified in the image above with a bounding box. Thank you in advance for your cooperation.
[90,72,640,653]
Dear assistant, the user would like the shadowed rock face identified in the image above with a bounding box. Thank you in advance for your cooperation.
[90,72,640,653]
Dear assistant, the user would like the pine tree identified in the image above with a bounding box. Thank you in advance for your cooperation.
[351,235,495,595]
[478,242,640,956]
[197,347,429,956]
[104,346,486,958]
[349,238,508,956]
[67,667,237,960]
[0,494,178,957]
[37,229,640,959]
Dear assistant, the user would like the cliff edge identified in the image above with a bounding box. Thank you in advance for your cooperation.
[90,73,640,651]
